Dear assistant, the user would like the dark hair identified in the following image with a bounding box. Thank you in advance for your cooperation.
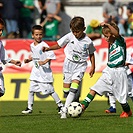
[0,18,5,26]
[31,25,43,34]
[70,16,85,31]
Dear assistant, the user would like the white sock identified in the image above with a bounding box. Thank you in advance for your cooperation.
[51,92,63,107]
[64,91,75,110]
[109,94,116,109]
[28,92,34,110]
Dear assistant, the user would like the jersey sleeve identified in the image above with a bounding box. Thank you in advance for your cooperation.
[57,32,70,47]
[116,36,126,47]
[88,42,96,54]
[43,42,56,60]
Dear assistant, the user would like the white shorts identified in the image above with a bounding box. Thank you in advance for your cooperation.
[29,80,54,95]
[0,72,5,95]
[91,66,128,104]
[63,58,87,83]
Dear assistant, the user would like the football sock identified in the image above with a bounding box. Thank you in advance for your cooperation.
[64,91,75,109]
[121,103,131,112]
[81,93,94,108]
[51,92,63,106]
[64,82,79,109]
[109,94,116,108]
[28,92,34,110]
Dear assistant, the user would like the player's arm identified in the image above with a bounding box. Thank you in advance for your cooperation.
[100,22,119,37]
[38,59,51,66]
[24,57,32,63]
[9,59,21,67]
[89,53,95,78]
[42,44,61,52]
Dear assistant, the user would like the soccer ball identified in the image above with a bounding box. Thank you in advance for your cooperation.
[67,102,82,118]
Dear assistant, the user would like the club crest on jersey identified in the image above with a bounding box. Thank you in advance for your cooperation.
[72,54,81,62]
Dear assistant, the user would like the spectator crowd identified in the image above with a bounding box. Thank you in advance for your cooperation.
[0,0,133,40]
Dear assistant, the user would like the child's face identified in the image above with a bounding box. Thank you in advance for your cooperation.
[103,31,115,43]
[0,24,4,37]
[72,28,85,39]
[32,29,43,43]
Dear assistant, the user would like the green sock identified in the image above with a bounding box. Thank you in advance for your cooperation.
[81,93,94,108]
[121,103,131,112]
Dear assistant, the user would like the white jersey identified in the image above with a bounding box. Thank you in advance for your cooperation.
[0,40,11,71]
[57,32,96,63]
[29,41,56,83]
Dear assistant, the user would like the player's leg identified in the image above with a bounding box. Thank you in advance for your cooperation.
[81,69,113,112]
[120,103,132,118]
[21,91,34,114]
[81,89,96,110]
[22,80,36,114]
[40,83,64,114]
[61,81,80,118]
[49,84,63,114]
[51,91,64,114]
[105,93,116,113]
[114,69,132,118]
[0,73,5,97]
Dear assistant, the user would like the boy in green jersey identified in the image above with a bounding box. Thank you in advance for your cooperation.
[81,21,132,118]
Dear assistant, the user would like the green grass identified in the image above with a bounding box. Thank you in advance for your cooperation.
[0,101,133,133]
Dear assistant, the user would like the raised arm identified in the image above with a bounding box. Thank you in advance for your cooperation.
[100,22,120,38]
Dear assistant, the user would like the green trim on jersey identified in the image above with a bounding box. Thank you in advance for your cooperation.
[107,36,126,68]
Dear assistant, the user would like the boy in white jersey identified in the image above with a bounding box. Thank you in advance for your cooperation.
[42,16,96,118]
[21,25,63,114]
[0,18,21,97]
[81,21,132,118]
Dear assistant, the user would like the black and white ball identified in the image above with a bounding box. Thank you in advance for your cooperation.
[67,102,82,118]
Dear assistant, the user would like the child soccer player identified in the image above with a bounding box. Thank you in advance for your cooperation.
[0,18,21,97]
[81,21,132,118]
[105,52,133,113]
[42,16,96,118]
[21,25,63,114]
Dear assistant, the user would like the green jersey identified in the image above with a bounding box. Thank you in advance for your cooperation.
[107,36,126,68]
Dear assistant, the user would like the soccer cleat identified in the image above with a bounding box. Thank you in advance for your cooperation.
[22,107,32,114]
[120,110,132,118]
[58,106,63,114]
[105,106,116,113]
[60,107,67,119]
[60,111,67,119]
[81,104,86,112]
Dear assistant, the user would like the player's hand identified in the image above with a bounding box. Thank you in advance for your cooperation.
[38,61,44,66]
[15,61,21,67]
[100,22,106,27]
[24,59,30,63]
[89,68,95,78]
[42,47,49,52]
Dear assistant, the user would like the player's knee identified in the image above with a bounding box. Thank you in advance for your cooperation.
[70,82,79,93]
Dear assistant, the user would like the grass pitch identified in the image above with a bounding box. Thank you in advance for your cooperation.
[0,100,133,133]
